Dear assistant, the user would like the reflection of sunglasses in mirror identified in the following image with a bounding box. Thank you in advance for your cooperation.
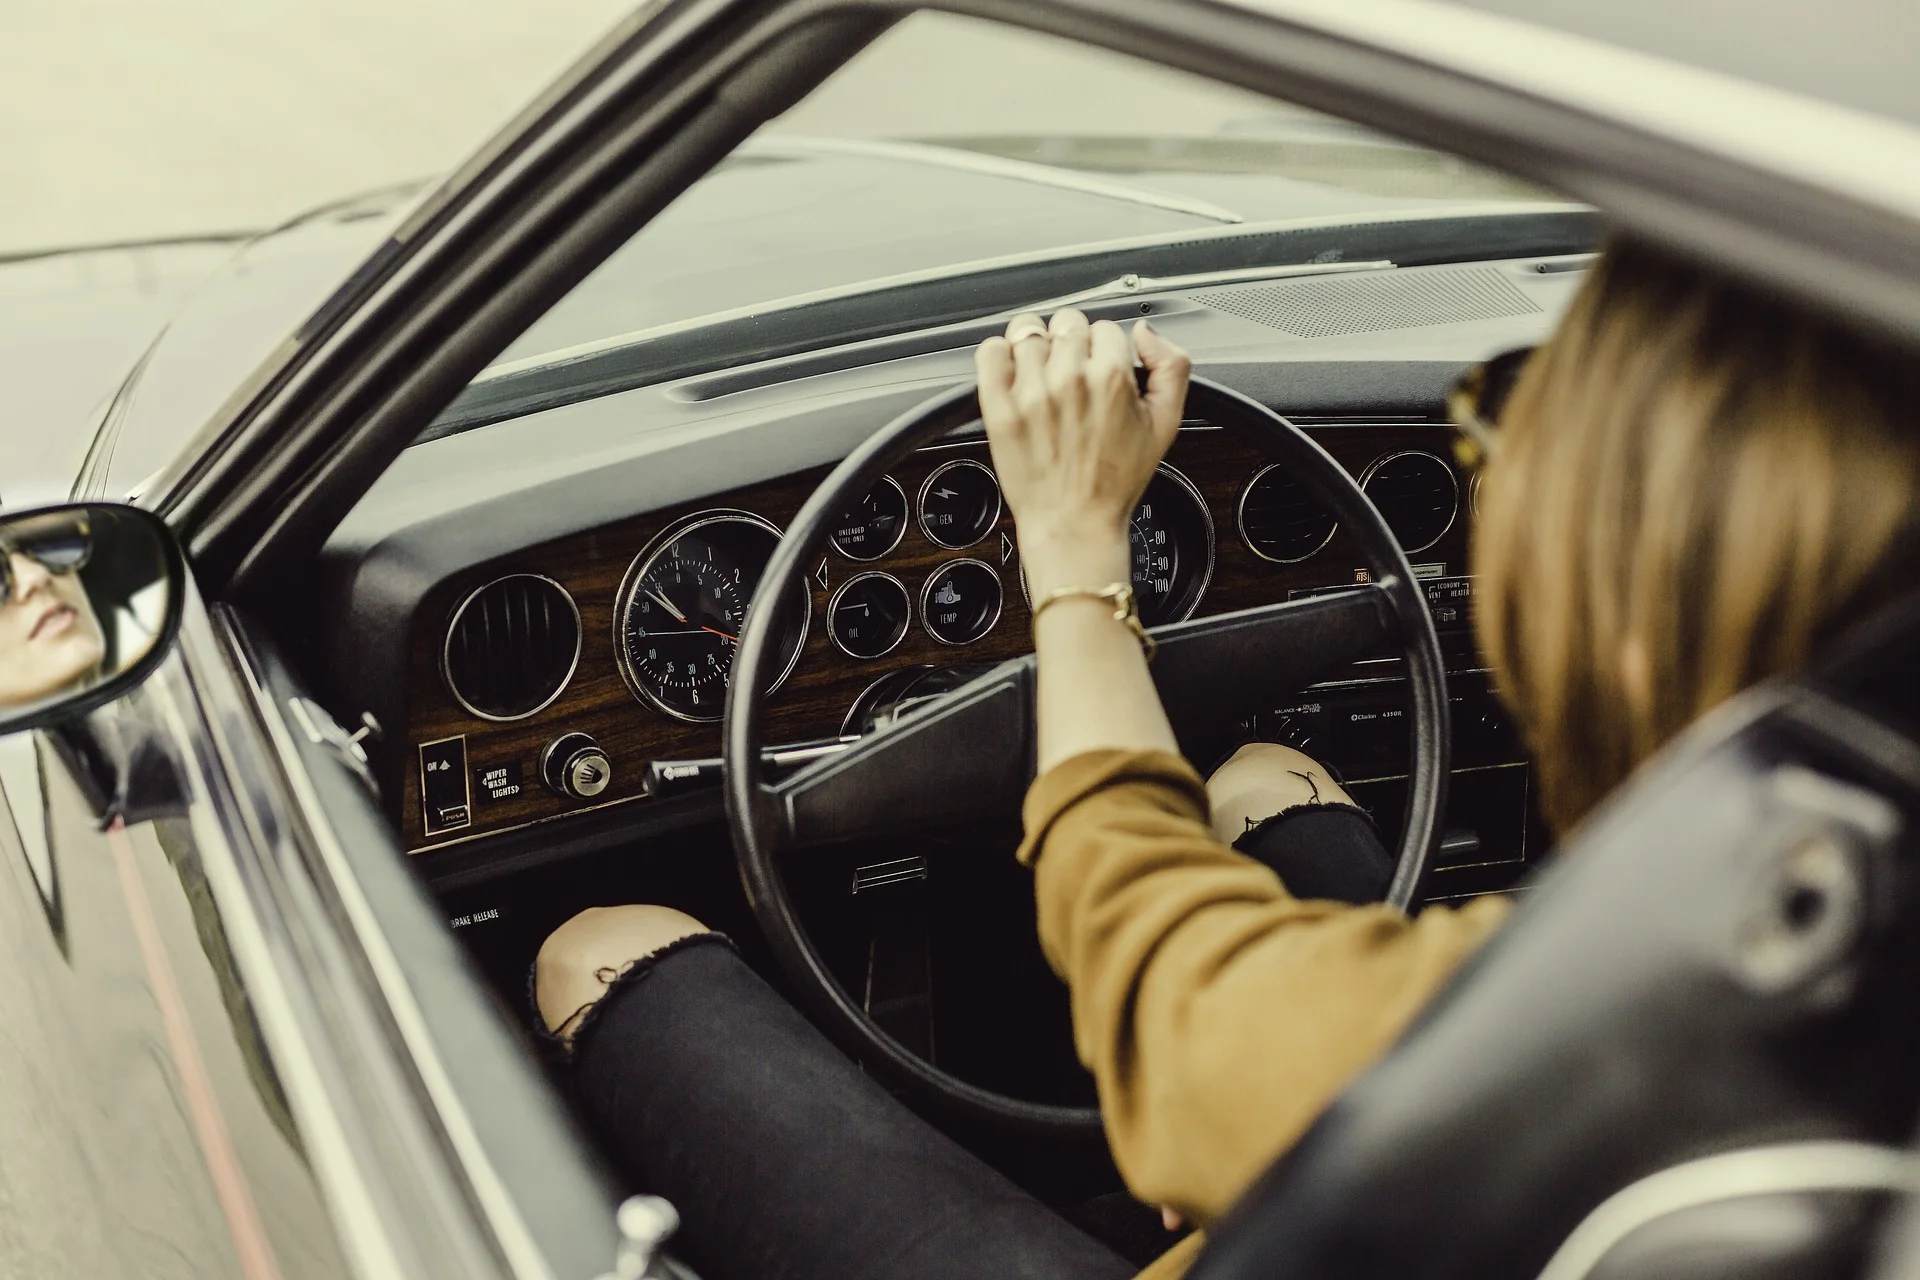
[0,515,92,606]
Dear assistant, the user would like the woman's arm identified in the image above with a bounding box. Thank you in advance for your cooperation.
[979,311,1508,1226]
[976,308,1188,771]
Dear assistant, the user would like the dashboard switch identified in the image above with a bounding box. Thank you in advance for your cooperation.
[542,733,612,801]
[419,735,472,835]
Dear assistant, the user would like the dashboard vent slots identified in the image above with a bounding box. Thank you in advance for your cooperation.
[1239,465,1337,563]
[443,574,581,721]
[1361,451,1460,554]
[1192,266,1539,339]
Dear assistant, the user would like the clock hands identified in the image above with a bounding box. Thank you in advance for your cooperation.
[643,584,739,643]
[645,586,689,622]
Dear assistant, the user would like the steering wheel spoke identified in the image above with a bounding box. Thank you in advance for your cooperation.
[775,661,1034,845]
[773,587,1394,847]
[1153,586,1395,766]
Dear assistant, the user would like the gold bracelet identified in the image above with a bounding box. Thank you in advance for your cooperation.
[1029,582,1156,660]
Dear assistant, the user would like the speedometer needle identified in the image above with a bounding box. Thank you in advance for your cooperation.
[645,587,689,622]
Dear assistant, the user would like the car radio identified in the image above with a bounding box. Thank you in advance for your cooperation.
[1261,666,1544,902]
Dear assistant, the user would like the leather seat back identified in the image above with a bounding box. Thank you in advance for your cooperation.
[1189,597,1920,1280]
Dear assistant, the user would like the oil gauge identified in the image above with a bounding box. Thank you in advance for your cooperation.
[829,573,911,659]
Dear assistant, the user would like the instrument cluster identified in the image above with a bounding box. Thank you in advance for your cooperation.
[598,455,1222,722]
[442,439,1470,732]
[413,427,1470,848]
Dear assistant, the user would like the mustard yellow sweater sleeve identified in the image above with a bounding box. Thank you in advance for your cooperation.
[1017,748,1510,1254]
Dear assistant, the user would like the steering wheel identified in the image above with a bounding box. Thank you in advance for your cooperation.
[725,377,1450,1137]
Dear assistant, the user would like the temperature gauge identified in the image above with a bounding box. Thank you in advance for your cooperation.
[921,560,1003,645]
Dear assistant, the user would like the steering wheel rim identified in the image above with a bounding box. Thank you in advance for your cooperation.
[725,377,1450,1137]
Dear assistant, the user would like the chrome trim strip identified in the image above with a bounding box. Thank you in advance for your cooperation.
[218,614,557,1280]
[830,474,909,562]
[1238,462,1339,564]
[920,558,1005,646]
[1359,449,1460,555]
[440,573,582,723]
[467,204,1582,385]
[612,509,811,723]
[827,571,912,660]
[918,459,1002,551]
[1535,1141,1917,1280]
[151,609,416,1280]
[746,135,1246,224]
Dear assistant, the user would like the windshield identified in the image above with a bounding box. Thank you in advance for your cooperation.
[490,12,1551,372]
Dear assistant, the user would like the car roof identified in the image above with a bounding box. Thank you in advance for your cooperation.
[1197,0,1920,343]
[1447,0,1920,130]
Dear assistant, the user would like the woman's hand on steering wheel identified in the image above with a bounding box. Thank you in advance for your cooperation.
[975,309,1192,598]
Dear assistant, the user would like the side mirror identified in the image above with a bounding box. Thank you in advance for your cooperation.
[0,504,185,734]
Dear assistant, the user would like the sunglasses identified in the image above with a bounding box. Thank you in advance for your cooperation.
[0,515,92,607]
[1446,345,1535,472]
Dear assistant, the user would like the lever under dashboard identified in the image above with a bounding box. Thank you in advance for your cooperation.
[643,737,860,798]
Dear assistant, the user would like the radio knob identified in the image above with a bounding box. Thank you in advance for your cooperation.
[542,733,612,800]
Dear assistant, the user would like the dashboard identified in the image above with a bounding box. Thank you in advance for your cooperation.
[397,414,1535,898]
[311,251,1595,906]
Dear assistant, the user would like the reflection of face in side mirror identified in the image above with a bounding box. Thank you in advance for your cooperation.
[0,505,183,732]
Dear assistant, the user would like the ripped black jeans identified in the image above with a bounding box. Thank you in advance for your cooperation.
[556,804,1389,1280]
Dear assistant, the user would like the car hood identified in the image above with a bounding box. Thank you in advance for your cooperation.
[66,184,426,504]
[498,130,1539,367]
[0,238,245,508]
[42,131,1538,504]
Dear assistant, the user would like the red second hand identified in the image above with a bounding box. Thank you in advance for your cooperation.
[702,625,740,642]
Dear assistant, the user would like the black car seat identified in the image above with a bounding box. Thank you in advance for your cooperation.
[1188,595,1920,1280]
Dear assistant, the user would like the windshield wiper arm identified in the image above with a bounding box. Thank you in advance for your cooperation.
[1023,259,1394,312]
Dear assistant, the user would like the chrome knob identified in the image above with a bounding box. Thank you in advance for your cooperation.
[542,732,612,800]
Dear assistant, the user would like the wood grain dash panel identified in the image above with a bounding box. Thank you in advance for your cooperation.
[402,425,1467,851]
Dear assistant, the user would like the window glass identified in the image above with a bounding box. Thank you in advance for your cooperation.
[491,12,1547,370]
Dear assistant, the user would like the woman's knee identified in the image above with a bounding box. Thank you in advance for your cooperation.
[535,904,709,1038]
[1205,742,1354,843]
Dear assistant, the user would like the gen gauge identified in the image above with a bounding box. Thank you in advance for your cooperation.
[615,511,810,722]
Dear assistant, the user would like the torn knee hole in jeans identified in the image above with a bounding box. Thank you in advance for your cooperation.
[528,930,738,1061]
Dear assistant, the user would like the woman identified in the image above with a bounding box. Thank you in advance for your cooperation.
[0,513,106,710]
[534,238,1920,1280]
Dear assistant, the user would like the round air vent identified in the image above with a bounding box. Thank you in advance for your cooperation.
[1361,451,1459,555]
[442,574,581,721]
[1238,464,1337,563]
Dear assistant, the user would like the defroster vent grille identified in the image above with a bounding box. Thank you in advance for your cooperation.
[443,574,581,721]
[1194,266,1539,339]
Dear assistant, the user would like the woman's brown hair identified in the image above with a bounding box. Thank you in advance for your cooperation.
[1473,238,1920,834]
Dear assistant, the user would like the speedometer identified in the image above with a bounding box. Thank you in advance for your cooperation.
[1130,465,1215,625]
[1018,463,1215,626]
[614,512,810,722]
